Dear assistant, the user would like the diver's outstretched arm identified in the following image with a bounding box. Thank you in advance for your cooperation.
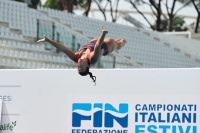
[90,26,108,64]
[37,36,78,62]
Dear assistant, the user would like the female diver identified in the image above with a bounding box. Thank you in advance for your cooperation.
[37,26,126,85]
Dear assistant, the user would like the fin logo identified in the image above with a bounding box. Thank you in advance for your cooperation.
[72,103,128,128]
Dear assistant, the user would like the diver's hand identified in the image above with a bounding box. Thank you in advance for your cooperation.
[101,26,108,34]
[37,35,47,43]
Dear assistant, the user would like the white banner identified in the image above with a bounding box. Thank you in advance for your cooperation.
[0,69,199,133]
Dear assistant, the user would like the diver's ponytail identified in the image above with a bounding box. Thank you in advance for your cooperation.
[89,72,96,85]
[78,67,96,85]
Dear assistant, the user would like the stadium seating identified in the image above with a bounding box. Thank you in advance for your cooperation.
[0,0,200,69]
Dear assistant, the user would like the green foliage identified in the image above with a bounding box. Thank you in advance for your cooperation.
[153,16,188,32]
[152,18,167,31]
[173,16,188,31]
[12,0,41,6]
[43,0,62,10]
[31,0,41,6]
[43,0,89,11]
[12,0,25,2]
[74,0,88,8]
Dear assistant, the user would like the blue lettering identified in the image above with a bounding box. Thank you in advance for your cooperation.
[104,103,128,128]
[135,125,145,133]
[159,125,170,133]
[93,104,102,127]
[148,113,156,122]
[178,126,190,133]
[140,112,148,122]
[193,113,196,123]
[172,126,176,133]
[111,130,116,133]
[147,125,157,133]
[117,130,122,133]
[167,113,170,122]
[158,113,165,122]
[72,129,76,133]
[149,104,156,111]
[193,126,197,133]
[142,104,147,111]
[88,129,91,133]
[188,104,193,111]
[72,104,91,127]
[167,104,173,111]
[71,127,196,133]
[157,104,162,111]
[135,104,141,111]
[182,113,191,123]
[82,130,86,133]
[181,105,187,111]
[174,104,180,111]
[123,130,127,133]
[172,113,180,123]
[135,112,138,122]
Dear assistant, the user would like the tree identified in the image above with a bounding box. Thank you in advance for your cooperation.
[83,0,92,16]
[93,0,120,22]
[191,0,200,33]
[43,0,63,10]
[64,0,73,13]
[31,0,42,6]
[164,0,191,31]
[108,0,120,22]
[172,16,188,31]
[12,0,41,6]
[125,0,164,31]
[126,0,191,32]
[152,16,188,31]
[44,0,92,16]
[74,0,92,16]
[93,0,107,21]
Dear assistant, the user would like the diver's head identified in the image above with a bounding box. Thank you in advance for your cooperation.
[77,58,90,73]
[77,58,96,85]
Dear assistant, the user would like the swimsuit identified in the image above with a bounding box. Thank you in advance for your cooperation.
[78,40,109,56]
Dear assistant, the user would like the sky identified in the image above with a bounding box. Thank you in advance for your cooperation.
[41,0,197,28]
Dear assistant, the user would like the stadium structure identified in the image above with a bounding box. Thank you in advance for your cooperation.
[0,0,200,69]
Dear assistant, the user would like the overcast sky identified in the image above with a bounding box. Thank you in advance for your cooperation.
[41,0,197,27]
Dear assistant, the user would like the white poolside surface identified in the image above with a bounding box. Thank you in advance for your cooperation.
[0,69,199,133]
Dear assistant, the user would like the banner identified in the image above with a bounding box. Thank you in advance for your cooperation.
[0,69,199,133]
[67,95,199,133]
